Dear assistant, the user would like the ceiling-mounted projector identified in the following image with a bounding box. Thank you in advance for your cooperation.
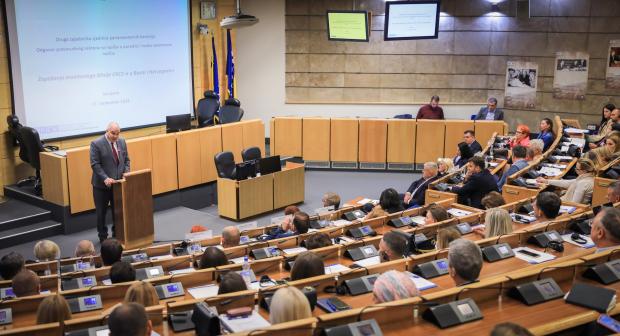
[220,0,258,28]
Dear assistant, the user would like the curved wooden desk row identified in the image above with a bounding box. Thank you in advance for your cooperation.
[39,119,265,214]
[269,117,506,166]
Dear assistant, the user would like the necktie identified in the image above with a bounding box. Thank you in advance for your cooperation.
[111,142,119,165]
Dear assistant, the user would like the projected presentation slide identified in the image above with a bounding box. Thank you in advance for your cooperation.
[5,0,193,140]
[327,11,369,42]
[384,1,440,41]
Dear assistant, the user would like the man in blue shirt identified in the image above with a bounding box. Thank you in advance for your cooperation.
[475,97,504,120]
[497,145,529,191]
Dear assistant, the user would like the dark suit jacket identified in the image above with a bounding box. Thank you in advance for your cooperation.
[453,169,498,209]
[475,107,504,120]
[90,135,130,189]
[469,140,482,154]
[406,175,438,206]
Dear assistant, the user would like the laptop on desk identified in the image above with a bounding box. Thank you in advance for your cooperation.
[259,155,281,175]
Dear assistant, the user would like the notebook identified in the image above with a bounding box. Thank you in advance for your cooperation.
[220,310,270,332]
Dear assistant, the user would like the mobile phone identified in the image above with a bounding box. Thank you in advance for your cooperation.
[517,249,540,258]
[598,314,620,333]
[328,297,351,311]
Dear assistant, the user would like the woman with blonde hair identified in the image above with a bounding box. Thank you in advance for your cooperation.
[474,208,513,238]
[269,286,312,324]
[537,158,596,204]
[34,240,60,261]
[437,158,455,176]
[36,294,72,323]
[435,227,461,250]
[124,281,160,307]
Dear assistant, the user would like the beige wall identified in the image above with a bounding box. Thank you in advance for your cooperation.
[0,0,236,195]
[280,0,620,130]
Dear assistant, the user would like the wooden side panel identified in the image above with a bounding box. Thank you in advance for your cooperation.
[150,134,178,194]
[238,174,274,219]
[217,178,238,220]
[274,165,305,209]
[387,119,416,163]
[241,120,266,157]
[475,121,505,145]
[269,118,276,155]
[200,127,223,183]
[444,120,475,157]
[502,184,540,204]
[330,118,358,162]
[40,152,69,206]
[67,148,94,213]
[302,118,330,161]
[415,120,445,164]
[126,138,152,173]
[176,130,202,189]
[359,119,388,163]
[274,117,302,157]
[221,123,244,162]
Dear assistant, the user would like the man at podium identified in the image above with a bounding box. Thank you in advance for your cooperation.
[90,122,131,243]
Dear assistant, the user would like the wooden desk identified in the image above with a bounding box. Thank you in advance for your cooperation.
[386,119,416,164]
[330,118,358,163]
[359,119,388,164]
[302,118,330,162]
[474,120,506,148]
[593,177,614,207]
[273,162,305,209]
[271,117,302,157]
[415,120,445,164]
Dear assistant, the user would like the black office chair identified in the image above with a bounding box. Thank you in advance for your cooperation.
[18,127,52,195]
[214,151,236,179]
[6,115,28,163]
[196,90,220,127]
[219,98,244,124]
[241,147,261,162]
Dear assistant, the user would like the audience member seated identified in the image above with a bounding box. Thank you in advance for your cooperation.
[218,272,248,295]
[536,118,555,151]
[509,125,531,148]
[403,162,439,208]
[532,192,561,224]
[124,281,160,307]
[425,205,449,224]
[463,130,483,154]
[416,95,444,120]
[12,269,40,297]
[537,158,595,204]
[101,238,123,266]
[372,270,419,303]
[452,156,499,209]
[304,232,333,250]
[36,294,72,324]
[364,188,404,220]
[481,191,506,209]
[268,211,310,239]
[437,158,456,176]
[475,97,504,120]
[448,239,483,286]
[490,322,534,336]
[590,207,620,252]
[607,181,620,203]
[589,104,618,148]
[108,303,152,336]
[436,228,461,250]
[269,287,312,324]
[379,231,408,261]
[473,208,513,238]
[590,132,620,165]
[199,246,229,269]
[497,145,529,191]
[74,240,96,258]
[453,141,474,168]
[322,192,341,210]
[0,252,24,280]
[221,226,241,248]
[110,261,136,284]
[290,251,325,281]
[34,240,60,261]
[527,139,544,161]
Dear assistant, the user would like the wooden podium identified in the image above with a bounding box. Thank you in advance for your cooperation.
[113,169,154,249]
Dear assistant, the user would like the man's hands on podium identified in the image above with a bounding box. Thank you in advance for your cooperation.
[104,178,116,187]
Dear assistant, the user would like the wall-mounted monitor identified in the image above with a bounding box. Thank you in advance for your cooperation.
[327,10,369,42]
[384,1,440,41]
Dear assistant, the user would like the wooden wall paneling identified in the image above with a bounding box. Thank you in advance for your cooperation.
[592,177,615,207]
[240,120,266,157]
[415,120,445,164]
[274,117,302,157]
[444,120,475,158]
[475,121,506,146]
[150,134,178,194]
[330,118,358,162]
[200,126,223,183]
[273,165,304,209]
[176,130,202,189]
[302,118,330,161]
[386,119,416,163]
[126,138,152,173]
[40,152,69,206]
[221,123,244,162]
[66,148,94,213]
[358,119,388,163]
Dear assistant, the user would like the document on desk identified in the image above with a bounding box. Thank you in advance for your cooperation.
[539,167,562,177]
[411,216,427,226]
[169,267,196,275]
[96,330,160,336]
[353,256,381,267]
[325,264,351,274]
[562,234,595,248]
[447,208,473,217]
[220,310,271,333]
[564,128,589,134]
[333,219,352,227]
[230,256,246,264]
[406,272,437,291]
[188,284,220,299]
[513,247,556,264]
[53,150,67,157]
[559,205,577,214]
[283,247,308,254]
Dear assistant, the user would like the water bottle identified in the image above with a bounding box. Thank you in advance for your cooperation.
[241,256,252,287]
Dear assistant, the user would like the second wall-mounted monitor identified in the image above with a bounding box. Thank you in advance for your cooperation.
[384,1,440,41]
[327,10,369,42]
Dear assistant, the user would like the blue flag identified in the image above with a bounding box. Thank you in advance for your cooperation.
[211,35,219,98]
[226,29,235,98]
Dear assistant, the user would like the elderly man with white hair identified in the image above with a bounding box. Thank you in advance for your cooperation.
[527,139,545,161]
[402,161,439,208]
[448,238,483,286]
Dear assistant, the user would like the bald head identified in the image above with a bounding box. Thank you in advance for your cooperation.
[108,303,152,336]
[222,226,240,248]
[75,240,95,258]
[106,122,120,143]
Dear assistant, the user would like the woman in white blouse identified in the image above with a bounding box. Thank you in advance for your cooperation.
[536,158,596,204]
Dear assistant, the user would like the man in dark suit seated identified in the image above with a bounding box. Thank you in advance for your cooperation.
[463,130,483,154]
[267,211,310,239]
[451,156,499,209]
[475,97,504,120]
[497,145,529,191]
[402,162,439,208]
